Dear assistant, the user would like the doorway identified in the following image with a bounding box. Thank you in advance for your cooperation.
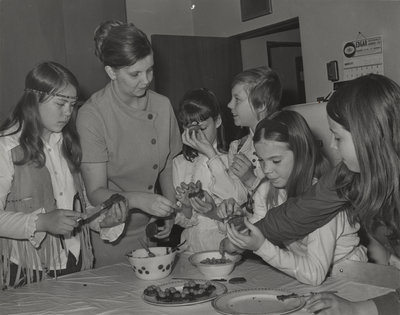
[234,17,305,107]
[267,41,306,106]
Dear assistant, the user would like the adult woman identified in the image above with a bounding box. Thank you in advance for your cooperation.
[77,21,181,266]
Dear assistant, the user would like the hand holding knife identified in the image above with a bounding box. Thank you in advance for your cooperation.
[77,193,126,223]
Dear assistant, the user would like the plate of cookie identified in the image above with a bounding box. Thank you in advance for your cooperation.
[142,279,227,306]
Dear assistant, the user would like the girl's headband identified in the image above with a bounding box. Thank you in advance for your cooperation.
[24,88,78,100]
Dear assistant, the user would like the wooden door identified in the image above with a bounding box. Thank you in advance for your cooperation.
[267,41,305,107]
[151,35,243,143]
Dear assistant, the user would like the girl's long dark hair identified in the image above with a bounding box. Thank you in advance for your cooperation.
[177,88,228,162]
[254,110,331,208]
[0,61,81,172]
[327,74,400,242]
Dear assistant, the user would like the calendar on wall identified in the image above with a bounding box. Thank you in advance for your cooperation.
[342,35,384,81]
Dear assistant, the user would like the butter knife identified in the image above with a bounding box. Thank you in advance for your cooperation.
[78,193,126,223]
[276,290,338,301]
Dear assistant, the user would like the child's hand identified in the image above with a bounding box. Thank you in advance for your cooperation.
[37,209,82,235]
[99,199,128,228]
[226,217,265,251]
[219,237,244,255]
[230,153,257,186]
[217,198,242,219]
[182,128,217,159]
[305,292,374,315]
[175,182,191,207]
[190,190,216,215]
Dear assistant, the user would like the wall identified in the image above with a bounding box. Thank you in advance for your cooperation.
[127,0,400,103]
[0,0,126,120]
[125,0,194,37]
[241,28,300,70]
[191,0,400,103]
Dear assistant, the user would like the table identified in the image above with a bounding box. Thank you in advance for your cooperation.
[1,253,398,315]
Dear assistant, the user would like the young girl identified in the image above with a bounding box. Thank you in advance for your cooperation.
[173,88,247,253]
[223,74,400,314]
[227,66,282,197]
[221,111,367,285]
[0,62,126,288]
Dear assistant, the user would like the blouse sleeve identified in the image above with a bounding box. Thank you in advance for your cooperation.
[254,214,340,286]
[248,181,269,224]
[76,105,108,163]
[158,102,182,201]
[206,154,248,204]
[0,139,46,245]
[254,165,345,247]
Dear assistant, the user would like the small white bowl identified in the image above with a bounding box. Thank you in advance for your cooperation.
[127,247,177,281]
[189,250,241,279]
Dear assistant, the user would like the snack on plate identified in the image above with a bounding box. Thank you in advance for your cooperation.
[200,257,232,264]
[187,180,205,199]
[143,280,216,303]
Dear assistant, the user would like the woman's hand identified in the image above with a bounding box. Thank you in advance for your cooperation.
[226,217,265,251]
[135,192,175,217]
[229,153,256,186]
[99,199,128,228]
[153,218,174,239]
[182,128,216,159]
[305,293,378,315]
[37,209,82,235]
[217,198,242,219]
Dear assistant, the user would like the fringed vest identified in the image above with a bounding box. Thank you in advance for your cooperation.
[0,146,93,288]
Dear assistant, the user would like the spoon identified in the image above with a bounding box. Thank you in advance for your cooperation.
[139,239,156,257]
[170,240,187,253]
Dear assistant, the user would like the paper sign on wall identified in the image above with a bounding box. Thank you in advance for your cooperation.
[342,35,384,80]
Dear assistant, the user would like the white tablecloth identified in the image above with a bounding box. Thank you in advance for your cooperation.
[1,253,396,315]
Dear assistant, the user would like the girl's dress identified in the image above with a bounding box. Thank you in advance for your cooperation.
[77,82,181,266]
[173,144,247,253]
[252,179,367,286]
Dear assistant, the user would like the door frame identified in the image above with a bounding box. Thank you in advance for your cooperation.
[231,17,299,40]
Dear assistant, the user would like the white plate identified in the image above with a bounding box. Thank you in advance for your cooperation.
[212,288,305,315]
[142,279,227,306]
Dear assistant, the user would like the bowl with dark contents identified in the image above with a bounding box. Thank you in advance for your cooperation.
[189,250,241,278]
[126,247,177,280]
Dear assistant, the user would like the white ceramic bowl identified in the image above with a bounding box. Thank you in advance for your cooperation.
[127,247,177,280]
[189,250,241,279]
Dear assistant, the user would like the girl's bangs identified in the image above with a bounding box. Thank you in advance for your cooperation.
[179,105,211,127]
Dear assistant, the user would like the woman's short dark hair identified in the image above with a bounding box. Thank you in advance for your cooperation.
[94,20,152,68]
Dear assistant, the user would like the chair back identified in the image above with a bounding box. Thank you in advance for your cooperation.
[284,102,341,166]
